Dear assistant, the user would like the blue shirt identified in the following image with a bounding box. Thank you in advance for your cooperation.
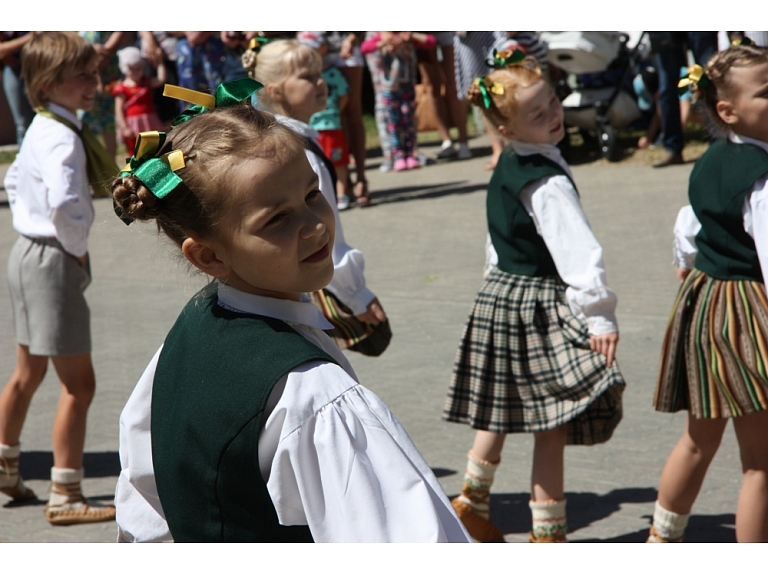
[309,66,348,132]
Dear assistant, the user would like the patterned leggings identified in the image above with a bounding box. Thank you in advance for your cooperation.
[381,84,416,160]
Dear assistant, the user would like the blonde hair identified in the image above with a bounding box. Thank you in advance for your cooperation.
[466,56,543,128]
[691,44,768,136]
[249,39,322,113]
[112,106,305,247]
[21,32,97,109]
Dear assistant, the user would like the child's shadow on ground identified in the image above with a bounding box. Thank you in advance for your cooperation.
[487,488,736,542]
[18,450,120,479]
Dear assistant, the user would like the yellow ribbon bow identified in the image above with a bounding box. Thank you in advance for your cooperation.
[474,76,505,109]
[678,64,709,94]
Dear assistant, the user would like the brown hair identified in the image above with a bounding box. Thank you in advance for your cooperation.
[21,32,97,109]
[111,105,304,248]
[466,57,543,128]
[692,44,768,135]
[249,39,322,114]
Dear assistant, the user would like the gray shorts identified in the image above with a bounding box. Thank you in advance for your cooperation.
[7,235,91,356]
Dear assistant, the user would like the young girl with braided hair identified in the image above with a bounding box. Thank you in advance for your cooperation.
[112,84,469,542]
[649,44,768,543]
[443,53,625,543]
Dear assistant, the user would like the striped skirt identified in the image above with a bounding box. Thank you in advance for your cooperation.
[654,268,768,418]
[443,268,625,445]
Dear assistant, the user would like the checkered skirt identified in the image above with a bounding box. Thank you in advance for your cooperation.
[444,268,625,445]
[654,268,768,419]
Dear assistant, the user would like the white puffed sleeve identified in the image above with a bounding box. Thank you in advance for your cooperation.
[672,205,701,270]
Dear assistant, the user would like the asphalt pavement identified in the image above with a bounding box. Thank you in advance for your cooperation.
[0,137,742,542]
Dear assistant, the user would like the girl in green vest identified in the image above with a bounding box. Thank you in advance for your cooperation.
[443,52,625,542]
[650,43,768,543]
[111,94,470,542]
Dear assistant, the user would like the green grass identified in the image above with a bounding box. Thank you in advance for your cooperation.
[363,113,480,152]
[0,149,17,165]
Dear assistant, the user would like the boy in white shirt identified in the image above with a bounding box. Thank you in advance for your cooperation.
[0,32,115,525]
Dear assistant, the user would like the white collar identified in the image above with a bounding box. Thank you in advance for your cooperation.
[216,283,333,330]
[508,140,572,177]
[275,114,320,141]
[730,132,768,155]
[46,103,82,130]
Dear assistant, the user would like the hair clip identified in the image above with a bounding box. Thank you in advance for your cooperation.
[485,48,527,70]
[115,131,185,224]
[474,76,505,109]
[677,64,709,95]
[163,77,264,126]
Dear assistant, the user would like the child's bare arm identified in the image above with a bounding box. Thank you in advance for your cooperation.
[152,60,167,87]
[114,94,132,140]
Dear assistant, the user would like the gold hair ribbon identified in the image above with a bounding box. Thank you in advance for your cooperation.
[474,76,504,109]
[163,78,264,126]
[119,131,185,200]
[678,64,709,95]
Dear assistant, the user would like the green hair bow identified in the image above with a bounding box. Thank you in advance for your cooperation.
[485,48,527,69]
[473,76,505,109]
[115,131,185,224]
[164,77,264,126]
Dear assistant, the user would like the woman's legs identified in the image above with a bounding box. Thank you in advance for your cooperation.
[733,409,768,542]
[439,44,468,145]
[340,66,368,196]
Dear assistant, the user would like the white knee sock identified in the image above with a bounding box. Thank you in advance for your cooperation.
[649,501,689,541]
[48,467,85,507]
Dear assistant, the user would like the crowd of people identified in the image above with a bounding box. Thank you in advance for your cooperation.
[1,31,768,543]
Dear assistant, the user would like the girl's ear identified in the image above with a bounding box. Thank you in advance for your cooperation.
[716,99,738,126]
[265,82,284,103]
[181,237,230,279]
[497,124,511,138]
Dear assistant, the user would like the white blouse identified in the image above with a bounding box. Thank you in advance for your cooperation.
[672,133,768,279]
[275,115,376,315]
[115,283,469,543]
[485,141,619,336]
[4,103,94,257]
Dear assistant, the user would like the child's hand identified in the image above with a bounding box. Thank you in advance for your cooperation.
[355,298,387,326]
[121,126,134,140]
[677,267,691,282]
[590,332,619,367]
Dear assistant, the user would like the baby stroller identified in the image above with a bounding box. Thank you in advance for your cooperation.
[540,31,646,161]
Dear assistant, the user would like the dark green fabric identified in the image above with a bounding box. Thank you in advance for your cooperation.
[690,139,768,281]
[151,286,337,542]
[487,148,576,277]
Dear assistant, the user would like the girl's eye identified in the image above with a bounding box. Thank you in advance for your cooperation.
[307,189,322,201]
[266,212,286,226]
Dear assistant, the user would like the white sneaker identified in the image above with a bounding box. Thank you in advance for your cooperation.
[379,158,393,172]
[337,196,351,211]
[457,144,472,160]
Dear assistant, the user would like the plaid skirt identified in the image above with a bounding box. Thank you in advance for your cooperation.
[654,268,768,419]
[444,268,625,445]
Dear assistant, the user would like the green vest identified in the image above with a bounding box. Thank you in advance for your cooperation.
[151,287,338,542]
[690,139,768,282]
[487,148,576,277]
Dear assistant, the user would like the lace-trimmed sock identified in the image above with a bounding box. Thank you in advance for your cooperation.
[529,499,568,542]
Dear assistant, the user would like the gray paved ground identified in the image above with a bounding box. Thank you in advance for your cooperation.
[0,137,741,542]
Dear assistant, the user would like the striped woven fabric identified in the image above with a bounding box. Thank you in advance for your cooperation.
[655,268,768,418]
[444,268,625,445]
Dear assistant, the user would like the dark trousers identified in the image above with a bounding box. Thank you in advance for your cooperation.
[654,32,718,153]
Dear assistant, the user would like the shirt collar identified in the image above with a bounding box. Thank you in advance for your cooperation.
[508,140,572,178]
[730,132,768,155]
[216,283,333,330]
[46,102,82,130]
[275,114,320,141]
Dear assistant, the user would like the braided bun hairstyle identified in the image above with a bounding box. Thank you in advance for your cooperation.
[466,56,543,130]
[112,105,304,248]
[692,44,768,136]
